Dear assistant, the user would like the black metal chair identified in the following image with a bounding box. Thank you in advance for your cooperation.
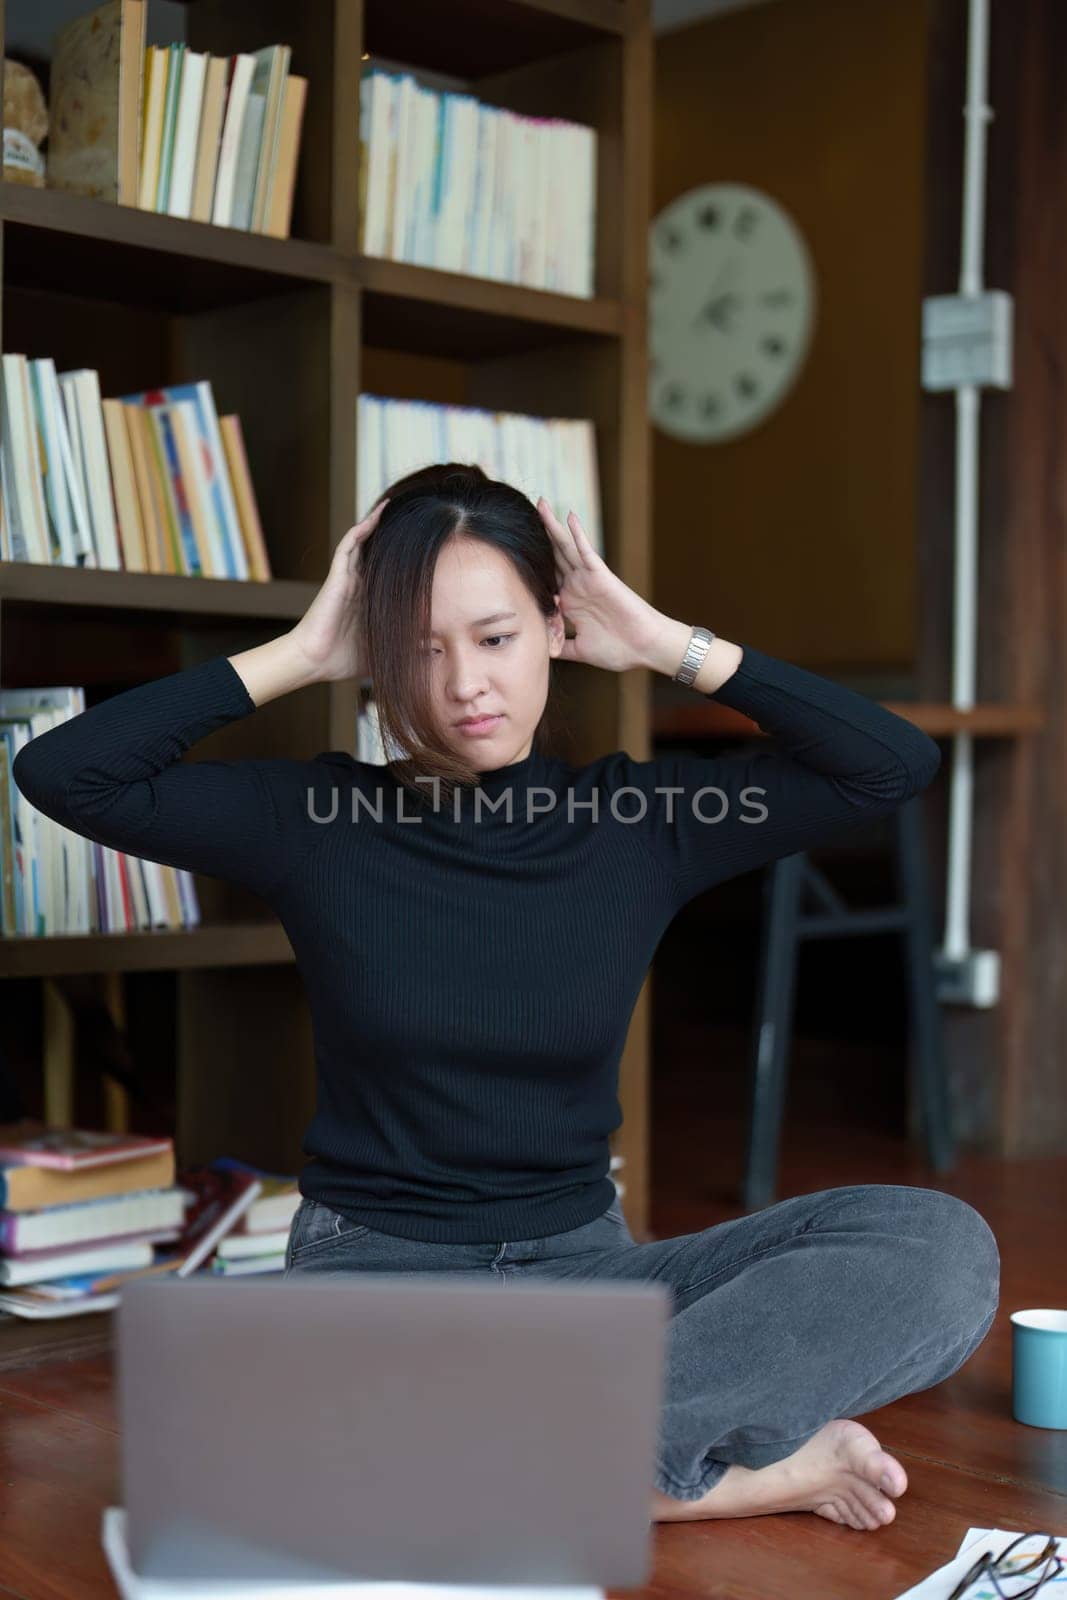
[742,794,956,1210]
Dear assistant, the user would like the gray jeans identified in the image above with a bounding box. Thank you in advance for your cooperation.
[284,1182,1000,1502]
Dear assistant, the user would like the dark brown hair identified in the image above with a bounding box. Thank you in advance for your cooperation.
[357,462,571,807]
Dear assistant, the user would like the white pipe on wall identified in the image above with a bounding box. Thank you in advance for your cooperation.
[941,0,991,972]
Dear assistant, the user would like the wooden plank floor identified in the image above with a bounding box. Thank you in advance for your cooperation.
[0,1094,1064,1596]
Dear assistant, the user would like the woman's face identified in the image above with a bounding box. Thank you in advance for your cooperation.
[426,537,564,771]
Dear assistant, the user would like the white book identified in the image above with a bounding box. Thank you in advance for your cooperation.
[212,53,255,227]
[165,50,208,219]
[1,356,48,563]
[389,73,417,260]
[361,71,394,257]
[210,1252,285,1274]
[0,1289,119,1318]
[59,370,122,570]
[0,689,81,932]
[469,106,496,279]
[43,360,94,565]
[139,859,171,929]
[230,90,266,231]
[532,121,550,288]
[0,1239,153,1287]
[576,124,597,298]
[216,1228,289,1260]
[29,359,77,566]
[410,82,438,267]
[0,354,40,561]
[5,1187,187,1253]
[125,853,150,930]
[0,448,13,559]
[102,844,123,932]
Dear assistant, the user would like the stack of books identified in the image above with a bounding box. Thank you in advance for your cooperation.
[359,67,597,297]
[45,2,306,238]
[0,1125,186,1317]
[207,1160,301,1276]
[0,685,202,939]
[0,357,270,580]
[0,1140,300,1319]
[139,43,307,236]
[357,393,603,558]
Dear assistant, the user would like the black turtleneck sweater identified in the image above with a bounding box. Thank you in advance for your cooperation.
[11,646,940,1243]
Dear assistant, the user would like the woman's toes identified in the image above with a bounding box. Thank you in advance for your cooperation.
[854,1481,896,1526]
[874,1454,908,1497]
[844,1494,875,1530]
[815,1498,847,1525]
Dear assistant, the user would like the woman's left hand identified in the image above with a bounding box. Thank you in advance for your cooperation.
[536,497,668,674]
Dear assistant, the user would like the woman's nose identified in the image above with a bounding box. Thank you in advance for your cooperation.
[445,650,491,700]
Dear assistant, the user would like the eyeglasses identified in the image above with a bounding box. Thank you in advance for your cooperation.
[946,1532,1064,1599]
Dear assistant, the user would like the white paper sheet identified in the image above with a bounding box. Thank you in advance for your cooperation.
[892,1526,1066,1599]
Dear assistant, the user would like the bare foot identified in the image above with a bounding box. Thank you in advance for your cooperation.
[650,1418,909,1531]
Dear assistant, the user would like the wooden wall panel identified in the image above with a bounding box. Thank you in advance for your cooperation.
[918,0,1067,1154]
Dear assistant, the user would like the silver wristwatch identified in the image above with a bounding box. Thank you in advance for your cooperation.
[673,625,717,687]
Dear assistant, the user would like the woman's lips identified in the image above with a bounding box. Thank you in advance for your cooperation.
[455,715,503,736]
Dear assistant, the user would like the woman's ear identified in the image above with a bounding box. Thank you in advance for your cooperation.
[547,595,566,657]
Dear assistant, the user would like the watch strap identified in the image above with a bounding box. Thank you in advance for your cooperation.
[673,625,717,687]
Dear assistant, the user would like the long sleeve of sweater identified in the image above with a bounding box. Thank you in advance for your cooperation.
[10,655,315,902]
[628,643,941,906]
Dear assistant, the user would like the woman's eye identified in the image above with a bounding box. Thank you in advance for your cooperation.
[482,634,515,648]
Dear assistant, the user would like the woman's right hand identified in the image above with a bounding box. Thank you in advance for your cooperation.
[287,499,389,683]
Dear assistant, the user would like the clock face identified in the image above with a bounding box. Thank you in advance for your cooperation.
[649,183,815,443]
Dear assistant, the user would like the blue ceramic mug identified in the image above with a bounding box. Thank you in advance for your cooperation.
[1011,1309,1067,1429]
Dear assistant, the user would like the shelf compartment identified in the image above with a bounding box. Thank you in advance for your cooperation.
[0,922,296,979]
[364,0,628,79]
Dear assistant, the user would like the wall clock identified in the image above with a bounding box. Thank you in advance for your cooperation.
[649,182,816,444]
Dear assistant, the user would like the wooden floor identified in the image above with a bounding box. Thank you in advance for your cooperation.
[0,1050,1065,1597]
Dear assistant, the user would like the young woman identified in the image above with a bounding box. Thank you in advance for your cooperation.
[13,463,999,1532]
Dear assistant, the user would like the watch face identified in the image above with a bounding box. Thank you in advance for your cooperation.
[649,182,816,443]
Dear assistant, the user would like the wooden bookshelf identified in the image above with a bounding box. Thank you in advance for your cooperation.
[0,922,295,978]
[0,0,655,1343]
[0,559,318,621]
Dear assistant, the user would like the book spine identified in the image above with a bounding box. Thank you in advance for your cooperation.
[152,407,201,574]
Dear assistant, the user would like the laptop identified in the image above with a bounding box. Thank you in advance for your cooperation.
[102,1270,670,1598]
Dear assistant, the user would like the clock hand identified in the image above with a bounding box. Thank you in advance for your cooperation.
[692,291,742,332]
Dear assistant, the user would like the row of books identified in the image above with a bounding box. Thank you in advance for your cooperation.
[45,2,304,238]
[0,356,270,580]
[0,690,201,938]
[357,394,604,557]
[138,43,306,235]
[359,68,598,297]
[0,1125,301,1320]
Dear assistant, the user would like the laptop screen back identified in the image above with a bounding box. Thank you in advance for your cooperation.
[117,1272,669,1588]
